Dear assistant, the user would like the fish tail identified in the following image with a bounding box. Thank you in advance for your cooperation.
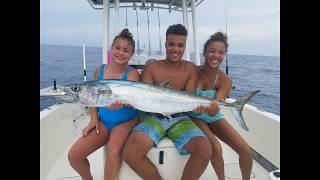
[229,90,260,131]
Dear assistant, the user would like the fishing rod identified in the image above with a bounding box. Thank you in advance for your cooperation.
[224,0,229,76]
[82,41,87,82]
[53,79,57,90]
[224,1,235,91]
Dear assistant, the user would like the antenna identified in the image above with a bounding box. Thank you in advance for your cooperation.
[82,41,87,81]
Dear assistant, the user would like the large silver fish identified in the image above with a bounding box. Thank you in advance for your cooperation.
[40,80,260,131]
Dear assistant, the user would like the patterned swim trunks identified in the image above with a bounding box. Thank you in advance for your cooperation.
[133,112,206,155]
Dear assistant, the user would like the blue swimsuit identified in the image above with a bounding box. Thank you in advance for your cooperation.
[97,64,139,131]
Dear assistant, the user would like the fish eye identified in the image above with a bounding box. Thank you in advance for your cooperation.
[71,85,80,92]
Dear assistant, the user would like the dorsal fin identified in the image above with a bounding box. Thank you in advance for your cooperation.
[159,80,171,88]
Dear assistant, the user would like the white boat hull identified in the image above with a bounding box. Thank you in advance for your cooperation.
[40,100,280,180]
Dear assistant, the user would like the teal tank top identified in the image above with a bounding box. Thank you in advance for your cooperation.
[187,88,225,123]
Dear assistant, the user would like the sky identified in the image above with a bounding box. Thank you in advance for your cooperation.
[40,0,280,57]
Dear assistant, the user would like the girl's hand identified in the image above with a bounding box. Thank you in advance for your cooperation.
[81,119,100,137]
[106,101,135,109]
[206,101,220,117]
[106,101,124,110]
[193,105,207,113]
[193,101,220,117]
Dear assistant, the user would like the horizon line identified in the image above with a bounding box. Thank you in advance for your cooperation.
[40,43,280,58]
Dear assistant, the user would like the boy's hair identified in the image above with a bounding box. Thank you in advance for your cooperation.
[203,32,228,54]
[166,24,188,39]
[112,28,135,53]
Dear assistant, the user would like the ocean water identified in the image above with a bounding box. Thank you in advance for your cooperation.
[40,44,280,115]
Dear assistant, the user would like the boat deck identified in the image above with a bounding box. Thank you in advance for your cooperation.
[44,132,271,180]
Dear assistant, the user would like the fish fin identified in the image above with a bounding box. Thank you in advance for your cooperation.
[160,113,174,118]
[231,90,260,108]
[159,80,172,88]
[229,108,250,131]
[227,90,260,131]
[98,88,112,95]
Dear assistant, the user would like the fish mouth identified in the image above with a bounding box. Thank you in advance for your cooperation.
[40,85,66,96]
